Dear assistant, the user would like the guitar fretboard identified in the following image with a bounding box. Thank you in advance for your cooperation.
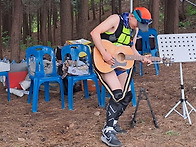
[125,55,162,61]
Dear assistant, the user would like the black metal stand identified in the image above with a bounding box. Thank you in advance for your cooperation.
[130,88,159,128]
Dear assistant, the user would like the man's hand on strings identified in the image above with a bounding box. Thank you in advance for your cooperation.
[142,54,153,65]
[102,51,115,65]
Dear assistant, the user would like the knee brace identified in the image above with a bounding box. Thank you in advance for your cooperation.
[106,89,123,127]
[114,91,133,121]
[120,91,132,108]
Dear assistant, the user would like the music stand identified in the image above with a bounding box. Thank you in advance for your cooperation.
[157,33,196,125]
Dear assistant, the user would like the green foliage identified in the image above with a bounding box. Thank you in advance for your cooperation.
[179,20,192,28]
[47,41,52,47]
[104,5,111,12]
[186,5,196,16]
[20,36,38,51]
[159,12,164,23]
[166,130,180,136]
[2,31,10,48]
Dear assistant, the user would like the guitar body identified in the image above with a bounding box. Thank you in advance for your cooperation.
[93,39,134,73]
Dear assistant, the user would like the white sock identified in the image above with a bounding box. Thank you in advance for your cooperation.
[113,120,118,126]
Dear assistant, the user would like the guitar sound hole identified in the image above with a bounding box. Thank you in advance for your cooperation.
[117,53,125,61]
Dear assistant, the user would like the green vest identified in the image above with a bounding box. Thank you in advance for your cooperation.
[101,16,134,47]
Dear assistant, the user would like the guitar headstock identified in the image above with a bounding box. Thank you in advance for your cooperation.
[162,57,174,66]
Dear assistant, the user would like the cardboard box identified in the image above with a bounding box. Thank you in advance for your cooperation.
[81,79,101,92]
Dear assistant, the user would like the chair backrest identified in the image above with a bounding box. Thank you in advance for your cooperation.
[26,45,57,78]
[61,44,93,73]
[138,28,158,53]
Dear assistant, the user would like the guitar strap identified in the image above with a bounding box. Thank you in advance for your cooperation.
[94,67,134,102]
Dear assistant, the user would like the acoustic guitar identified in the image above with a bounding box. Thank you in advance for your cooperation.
[93,39,166,73]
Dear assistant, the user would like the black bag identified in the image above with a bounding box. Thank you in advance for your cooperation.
[57,64,81,95]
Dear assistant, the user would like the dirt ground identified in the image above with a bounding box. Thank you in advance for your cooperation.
[1,1,196,147]
[0,61,196,147]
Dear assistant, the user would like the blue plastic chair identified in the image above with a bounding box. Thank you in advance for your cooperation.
[0,71,11,101]
[101,78,136,107]
[137,28,159,76]
[26,45,65,112]
[61,44,102,110]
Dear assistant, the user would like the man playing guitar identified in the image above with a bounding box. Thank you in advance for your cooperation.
[90,7,152,147]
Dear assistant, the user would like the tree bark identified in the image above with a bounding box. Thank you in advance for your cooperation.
[151,0,160,31]
[0,1,2,59]
[91,0,96,20]
[99,0,102,23]
[37,9,41,44]
[10,0,23,62]
[52,1,58,45]
[48,0,52,45]
[118,0,121,14]
[60,0,72,45]
[40,0,47,46]
[78,0,88,39]
[2,0,12,37]
[179,0,186,21]
[111,0,116,14]
[23,12,29,44]
[164,0,179,34]
[133,0,139,9]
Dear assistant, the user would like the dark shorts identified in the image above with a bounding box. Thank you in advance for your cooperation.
[114,69,126,76]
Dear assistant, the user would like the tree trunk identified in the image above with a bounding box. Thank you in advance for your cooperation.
[10,0,23,62]
[151,0,160,31]
[40,0,47,46]
[28,13,32,37]
[23,12,29,44]
[37,9,41,44]
[101,0,104,15]
[111,0,116,14]
[99,0,102,23]
[133,0,139,9]
[78,0,88,39]
[91,0,96,20]
[2,0,12,37]
[164,0,179,34]
[0,1,2,59]
[52,1,58,45]
[48,0,52,45]
[60,0,72,45]
[179,0,186,21]
[118,0,121,14]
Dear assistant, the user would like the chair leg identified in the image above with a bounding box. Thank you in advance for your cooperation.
[59,80,65,109]
[151,49,159,75]
[32,79,39,112]
[139,62,143,76]
[93,79,103,107]
[28,81,33,103]
[101,85,106,107]
[67,78,74,110]
[44,82,50,102]
[131,79,136,107]
[83,80,89,98]
[154,62,159,75]
[6,74,11,101]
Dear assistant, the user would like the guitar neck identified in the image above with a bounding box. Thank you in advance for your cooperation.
[125,55,162,62]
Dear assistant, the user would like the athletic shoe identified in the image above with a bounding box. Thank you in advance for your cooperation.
[113,123,127,134]
[101,127,122,147]
[103,122,127,134]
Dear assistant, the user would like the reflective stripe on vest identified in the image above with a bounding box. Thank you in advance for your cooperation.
[114,26,131,46]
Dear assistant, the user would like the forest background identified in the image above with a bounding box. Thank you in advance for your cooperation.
[0,0,195,62]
